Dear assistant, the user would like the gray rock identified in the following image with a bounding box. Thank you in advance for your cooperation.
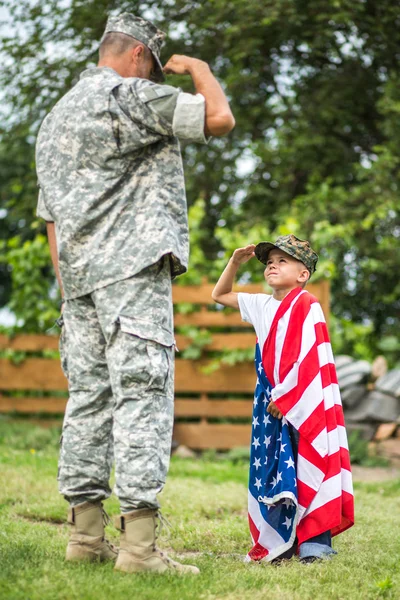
[345,423,376,441]
[375,369,400,398]
[340,384,368,409]
[337,360,371,390]
[345,390,400,424]
[335,355,354,370]
[173,445,197,459]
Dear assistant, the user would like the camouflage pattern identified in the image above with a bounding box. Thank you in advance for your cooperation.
[58,258,175,511]
[255,234,319,275]
[36,66,207,300]
[101,13,166,82]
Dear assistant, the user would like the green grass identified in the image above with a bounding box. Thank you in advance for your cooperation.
[0,418,399,600]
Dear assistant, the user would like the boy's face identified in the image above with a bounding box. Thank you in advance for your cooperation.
[264,249,309,290]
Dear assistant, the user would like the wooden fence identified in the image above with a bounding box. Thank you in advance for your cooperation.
[0,281,329,449]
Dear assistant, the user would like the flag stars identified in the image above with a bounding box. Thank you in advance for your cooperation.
[253,457,261,470]
[285,456,295,469]
[276,471,283,483]
[264,435,271,448]
[283,498,293,509]
[258,362,263,374]
[252,437,260,449]
[263,414,271,426]
[280,443,287,453]
[283,516,292,530]
[254,478,262,490]
[270,476,277,488]
[252,416,259,428]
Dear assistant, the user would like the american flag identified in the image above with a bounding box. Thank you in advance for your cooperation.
[247,287,354,561]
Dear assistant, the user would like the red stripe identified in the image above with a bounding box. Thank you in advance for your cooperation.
[335,404,345,427]
[297,496,347,545]
[248,513,260,544]
[321,363,338,387]
[248,542,269,561]
[279,298,312,382]
[262,287,305,384]
[297,479,317,509]
[298,400,326,446]
[274,342,320,415]
[298,437,327,473]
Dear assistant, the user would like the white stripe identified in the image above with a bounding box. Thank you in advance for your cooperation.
[310,301,326,325]
[322,383,335,411]
[312,427,329,456]
[342,467,353,495]
[297,454,325,492]
[332,383,343,406]
[318,342,334,367]
[248,491,285,549]
[300,468,353,519]
[311,424,349,457]
[285,371,323,431]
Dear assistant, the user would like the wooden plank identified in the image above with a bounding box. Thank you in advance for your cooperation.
[0,334,59,351]
[0,395,67,413]
[175,360,256,393]
[175,332,255,351]
[173,422,251,450]
[173,281,329,317]
[0,359,68,391]
[174,311,249,327]
[0,357,256,393]
[175,398,252,418]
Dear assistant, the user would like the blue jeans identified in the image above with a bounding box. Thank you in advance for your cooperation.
[289,425,337,560]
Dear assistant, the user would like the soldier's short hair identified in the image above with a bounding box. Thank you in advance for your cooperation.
[99,32,143,58]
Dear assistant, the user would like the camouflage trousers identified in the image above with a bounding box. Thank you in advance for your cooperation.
[58,257,175,512]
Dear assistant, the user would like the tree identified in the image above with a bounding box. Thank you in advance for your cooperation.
[1,0,399,360]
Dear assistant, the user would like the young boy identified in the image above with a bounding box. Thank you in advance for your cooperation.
[212,234,354,563]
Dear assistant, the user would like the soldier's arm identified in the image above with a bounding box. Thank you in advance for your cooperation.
[163,55,235,137]
[46,222,64,298]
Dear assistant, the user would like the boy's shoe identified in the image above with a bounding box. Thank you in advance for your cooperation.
[66,501,118,562]
[114,508,200,574]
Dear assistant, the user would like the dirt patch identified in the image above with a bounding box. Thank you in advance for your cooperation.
[351,465,400,482]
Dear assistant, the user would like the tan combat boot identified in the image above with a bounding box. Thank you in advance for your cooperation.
[66,501,118,562]
[114,508,199,574]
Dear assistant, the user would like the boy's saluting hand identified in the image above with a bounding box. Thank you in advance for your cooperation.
[232,244,256,265]
[211,244,256,309]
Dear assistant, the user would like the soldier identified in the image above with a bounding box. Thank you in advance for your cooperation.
[35,13,235,575]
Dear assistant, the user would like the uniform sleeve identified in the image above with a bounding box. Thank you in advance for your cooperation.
[121,81,208,143]
[36,188,54,222]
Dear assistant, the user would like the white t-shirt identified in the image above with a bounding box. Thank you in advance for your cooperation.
[238,293,282,352]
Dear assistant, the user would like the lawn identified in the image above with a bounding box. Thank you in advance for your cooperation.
[0,418,399,600]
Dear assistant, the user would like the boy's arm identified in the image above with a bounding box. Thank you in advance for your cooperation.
[211,245,256,309]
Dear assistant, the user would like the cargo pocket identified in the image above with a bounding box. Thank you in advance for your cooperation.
[117,315,174,393]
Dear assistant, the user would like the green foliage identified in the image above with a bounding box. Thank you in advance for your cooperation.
[0,230,59,332]
[178,325,212,360]
[1,0,400,361]
[347,429,389,467]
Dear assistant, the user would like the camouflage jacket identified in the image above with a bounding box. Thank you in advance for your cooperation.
[36,66,207,299]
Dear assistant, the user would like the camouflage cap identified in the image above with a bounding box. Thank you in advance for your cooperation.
[255,234,318,275]
[101,13,166,82]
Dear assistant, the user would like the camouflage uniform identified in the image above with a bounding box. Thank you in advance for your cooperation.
[36,15,207,510]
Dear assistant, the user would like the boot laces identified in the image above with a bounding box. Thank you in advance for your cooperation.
[102,507,112,528]
[155,510,172,543]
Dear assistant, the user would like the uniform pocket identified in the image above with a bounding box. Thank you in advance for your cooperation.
[117,315,174,393]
